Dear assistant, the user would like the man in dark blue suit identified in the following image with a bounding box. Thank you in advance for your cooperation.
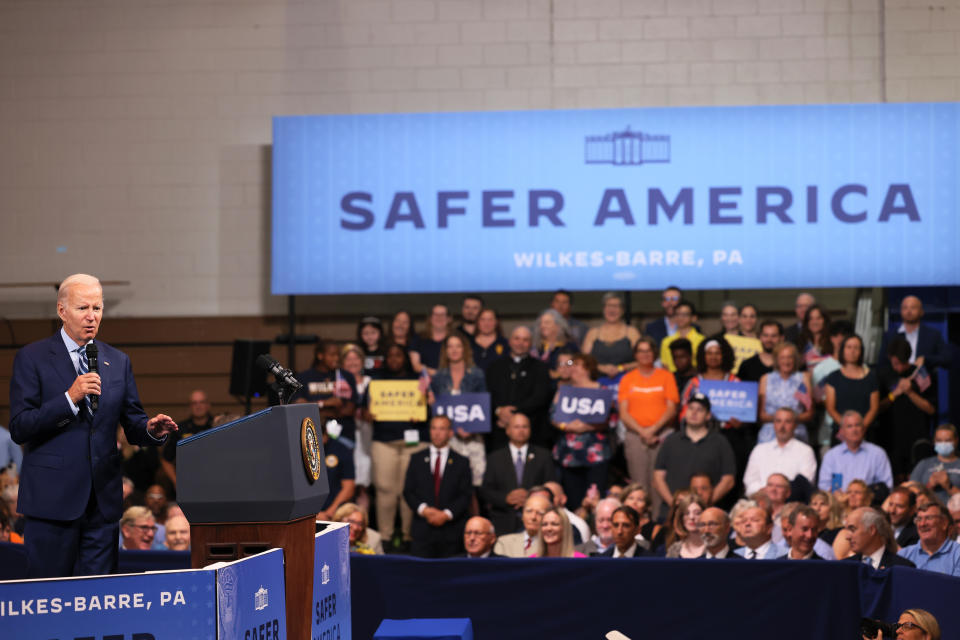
[879,295,952,372]
[403,414,472,558]
[643,286,681,347]
[9,274,177,578]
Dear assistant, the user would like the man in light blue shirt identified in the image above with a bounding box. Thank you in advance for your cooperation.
[0,425,22,472]
[817,411,893,492]
[898,502,960,577]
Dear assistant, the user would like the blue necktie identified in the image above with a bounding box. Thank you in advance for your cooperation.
[515,450,524,485]
[77,347,93,413]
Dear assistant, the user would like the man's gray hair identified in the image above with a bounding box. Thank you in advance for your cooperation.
[860,507,897,553]
[58,273,101,303]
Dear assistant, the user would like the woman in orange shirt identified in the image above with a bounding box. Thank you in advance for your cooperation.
[618,336,679,518]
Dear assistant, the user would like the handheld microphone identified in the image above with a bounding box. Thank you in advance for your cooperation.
[255,354,303,392]
[85,342,99,412]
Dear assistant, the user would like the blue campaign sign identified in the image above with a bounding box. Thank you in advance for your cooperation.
[434,392,491,433]
[312,522,352,640]
[271,103,960,294]
[217,548,287,640]
[699,380,759,422]
[0,568,215,639]
[551,386,615,423]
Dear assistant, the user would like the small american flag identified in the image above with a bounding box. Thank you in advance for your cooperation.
[333,369,353,399]
[418,367,432,393]
[913,365,931,392]
[794,382,812,410]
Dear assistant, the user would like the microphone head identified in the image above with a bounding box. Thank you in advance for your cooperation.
[85,342,98,356]
[255,354,276,370]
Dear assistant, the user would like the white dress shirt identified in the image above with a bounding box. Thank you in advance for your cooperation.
[742,437,818,495]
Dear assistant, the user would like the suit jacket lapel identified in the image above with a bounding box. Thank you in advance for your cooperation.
[50,333,80,392]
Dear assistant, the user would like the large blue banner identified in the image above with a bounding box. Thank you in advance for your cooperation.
[0,567,215,639]
[272,103,960,294]
[312,522,351,640]
[217,549,287,640]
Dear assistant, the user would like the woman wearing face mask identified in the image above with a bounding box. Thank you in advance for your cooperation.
[909,424,960,506]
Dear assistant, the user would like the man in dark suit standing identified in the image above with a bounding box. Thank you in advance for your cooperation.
[403,415,472,558]
[879,295,952,373]
[845,506,916,570]
[9,274,178,578]
[479,412,555,535]
[644,286,681,348]
[485,326,552,450]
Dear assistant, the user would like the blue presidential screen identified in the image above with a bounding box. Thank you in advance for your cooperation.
[271,103,960,294]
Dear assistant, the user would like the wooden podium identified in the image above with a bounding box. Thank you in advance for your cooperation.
[177,404,329,640]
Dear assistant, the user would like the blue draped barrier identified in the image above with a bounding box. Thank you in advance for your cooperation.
[350,556,960,640]
[0,543,191,580]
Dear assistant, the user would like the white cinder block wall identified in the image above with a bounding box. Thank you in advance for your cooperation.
[0,0,956,318]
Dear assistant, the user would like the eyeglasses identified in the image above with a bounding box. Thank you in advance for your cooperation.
[697,521,723,529]
[128,524,158,533]
[914,515,942,524]
[663,295,680,302]
[896,621,922,631]
[464,530,492,537]
[562,359,575,367]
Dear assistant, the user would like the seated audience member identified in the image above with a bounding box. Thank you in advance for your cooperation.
[824,335,879,439]
[796,304,831,371]
[460,516,501,558]
[910,424,960,506]
[530,506,586,558]
[582,292,641,379]
[810,490,845,545]
[743,407,817,495]
[335,502,384,555]
[659,300,704,372]
[402,415,473,558]
[0,423,22,473]
[778,505,824,560]
[2,483,22,535]
[0,499,23,544]
[318,422,356,521]
[371,344,427,551]
[948,494,960,539]
[818,411,893,493]
[429,333,488,487]
[879,338,936,477]
[602,506,645,558]
[738,320,782,383]
[144,483,169,547]
[845,507,915,570]
[120,506,158,551]
[494,492,551,558]
[765,473,792,543]
[533,308,579,379]
[664,492,706,559]
[486,326,553,451]
[689,472,714,507]
[757,343,814,444]
[734,505,786,559]
[551,353,612,510]
[832,480,874,559]
[698,507,737,559]
[620,483,656,549]
[480,412,555,535]
[653,393,736,511]
[550,289,588,348]
[163,514,190,551]
[897,502,960,576]
[541,481,590,545]
[669,338,696,398]
[471,308,509,372]
[885,486,919,547]
[578,497,620,556]
[619,336,679,519]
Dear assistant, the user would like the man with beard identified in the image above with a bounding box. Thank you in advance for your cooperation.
[698,507,738,559]
[737,320,783,383]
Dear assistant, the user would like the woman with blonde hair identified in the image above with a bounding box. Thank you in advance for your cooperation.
[531,506,586,558]
[895,609,941,640]
[334,502,383,555]
[809,490,844,545]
